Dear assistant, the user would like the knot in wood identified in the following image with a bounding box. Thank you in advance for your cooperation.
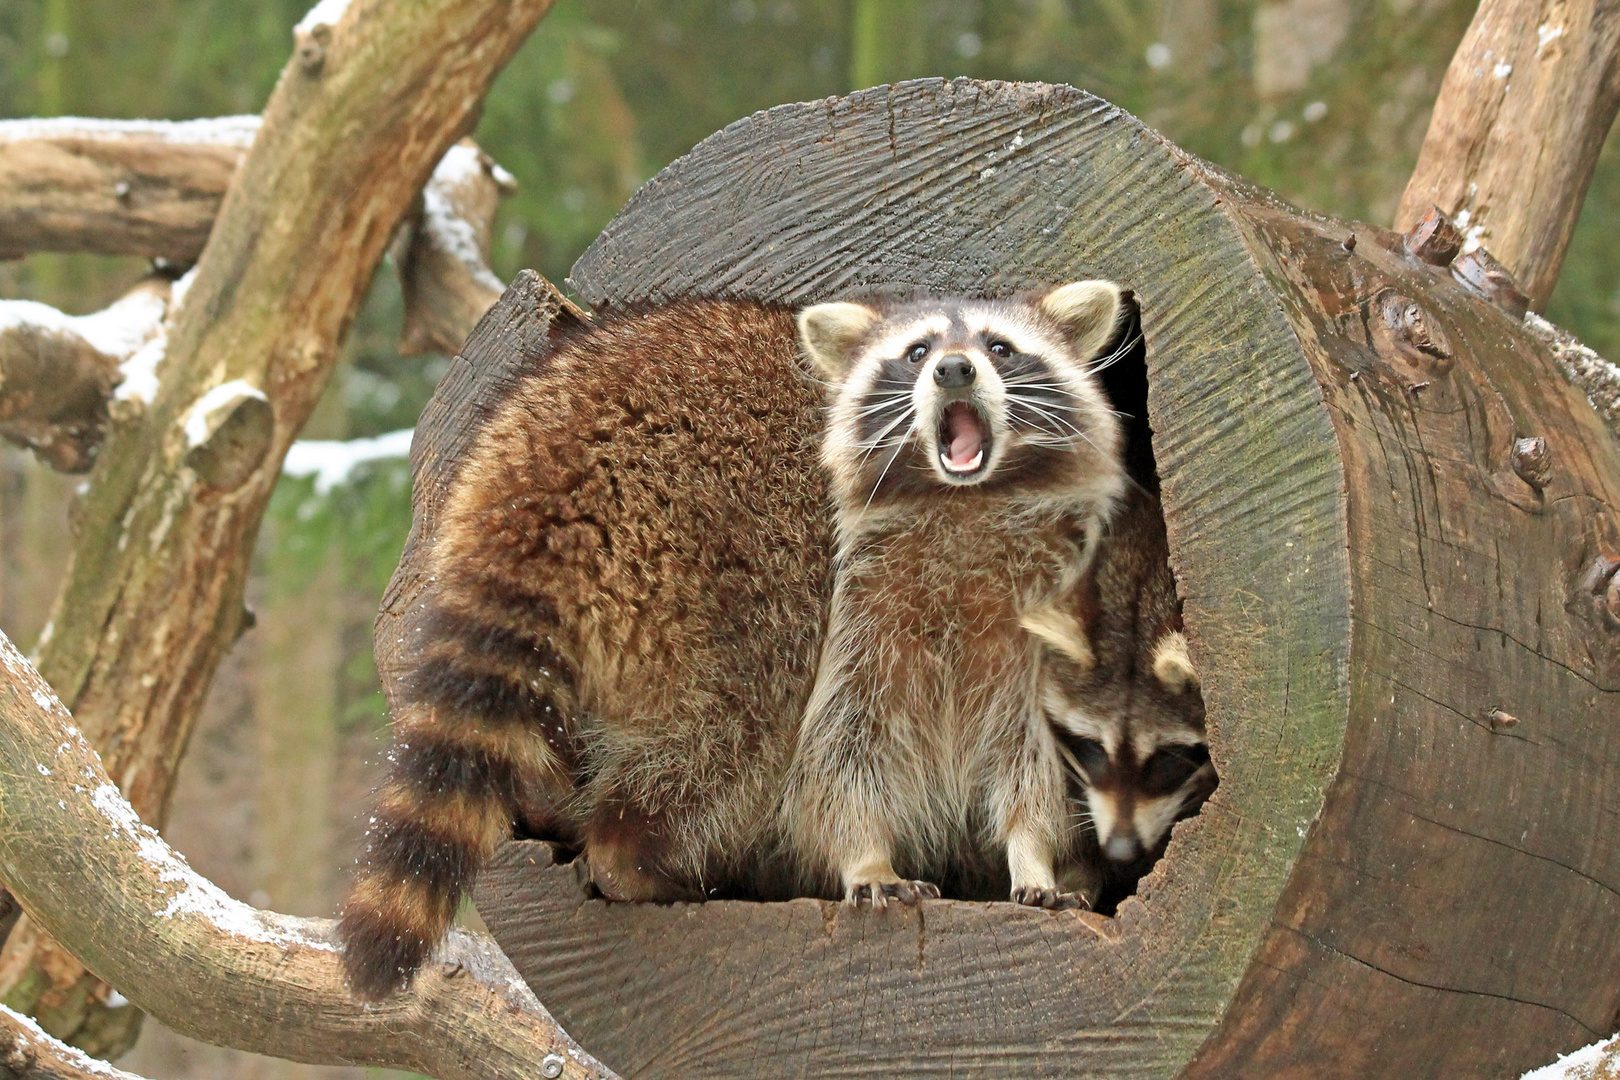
[541,1054,566,1078]
[296,25,330,75]
[182,383,275,492]
[1373,292,1452,375]
[1583,554,1620,630]
[1510,437,1550,489]
[1403,206,1462,266]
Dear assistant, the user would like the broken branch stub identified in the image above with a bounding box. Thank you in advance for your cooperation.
[1395,0,1620,306]
[0,630,617,1080]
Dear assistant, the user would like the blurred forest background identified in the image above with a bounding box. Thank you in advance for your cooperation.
[2,0,1618,1077]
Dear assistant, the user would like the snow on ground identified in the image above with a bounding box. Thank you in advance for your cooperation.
[282,428,413,493]
[1522,1036,1620,1079]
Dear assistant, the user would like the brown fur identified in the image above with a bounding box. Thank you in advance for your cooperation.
[338,300,833,998]
[782,286,1127,907]
[1025,485,1218,910]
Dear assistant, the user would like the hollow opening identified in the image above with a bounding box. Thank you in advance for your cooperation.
[511,296,1216,919]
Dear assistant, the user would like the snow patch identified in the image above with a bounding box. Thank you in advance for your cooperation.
[422,145,506,293]
[0,292,165,358]
[1521,1034,1620,1079]
[1537,23,1564,55]
[296,0,353,34]
[1494,61,1513,78]
[1462,223,1486,255]
[0,1003,133,1080]
[182,380,267,448]
[283,428,413,493]
[0,115,259,147]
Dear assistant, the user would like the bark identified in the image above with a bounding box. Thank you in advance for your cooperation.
[2,1004,152,1080]
[374,78,1620,1079]
[0,0,558,1053]
[0,279,170,472]
[396,138,514,356]
[0,630,617,1080]
[0,118,258,263]
[1394,0,1620,307]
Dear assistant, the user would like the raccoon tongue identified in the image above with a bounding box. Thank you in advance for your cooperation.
[944,402,985,470]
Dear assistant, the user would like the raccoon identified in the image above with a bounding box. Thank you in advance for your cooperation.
[1022,485,1218,911]
[338,299,835,999]
[782,282,1128,909]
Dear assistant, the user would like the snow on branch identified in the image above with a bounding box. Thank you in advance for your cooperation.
[1520,1035,1620,1079]
[1524,312,1620,441]
[1,1003,150,1080]
[0,628,617,1080]
[396,138,515,355]
[283,427,413,493]
[0,277,176,472]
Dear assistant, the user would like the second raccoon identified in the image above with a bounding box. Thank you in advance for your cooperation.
[1022,484,1218,910]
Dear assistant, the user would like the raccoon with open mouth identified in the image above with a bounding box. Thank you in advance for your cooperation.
[783,281,1128,909]
[1022,484,1218,912]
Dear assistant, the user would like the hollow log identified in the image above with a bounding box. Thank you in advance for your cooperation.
[374,79,1620,1079]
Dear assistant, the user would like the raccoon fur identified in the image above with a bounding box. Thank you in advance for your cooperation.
[338,299,833,999]
[782,282,1128,909]
[1022,484,1218,911]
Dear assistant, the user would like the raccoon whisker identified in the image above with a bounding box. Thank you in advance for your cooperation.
[1007,400,1084,440]
[854,408,917,455]
[861,430,912,513]
[1081,330,1144,376]
[851,392,916,415]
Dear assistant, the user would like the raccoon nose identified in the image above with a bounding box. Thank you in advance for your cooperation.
[933,355,975,388]
[1104,833,1142,863]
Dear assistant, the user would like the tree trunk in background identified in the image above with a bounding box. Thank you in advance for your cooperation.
[849,0,929,89]
[0,0,559,1055]
[1395,0,1620,306]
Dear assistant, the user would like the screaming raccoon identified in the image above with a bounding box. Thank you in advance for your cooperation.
[782,282,1128,909]
[338,299,834,1000]
[1022,484,1217,911]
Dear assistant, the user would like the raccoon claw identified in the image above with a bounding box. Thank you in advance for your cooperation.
[846,880,940,908]
[1012,885,1085,911]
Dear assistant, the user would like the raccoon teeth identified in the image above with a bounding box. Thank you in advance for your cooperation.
[941,448,984,473]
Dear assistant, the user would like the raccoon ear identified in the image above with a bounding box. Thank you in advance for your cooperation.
[1152,631,1200,694]
[798,302,880,381]
[1020,604,1096,669]
[1039,280,1124,361]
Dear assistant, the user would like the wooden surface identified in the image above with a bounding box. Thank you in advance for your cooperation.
[396,78,1620,1078]
[1182,186,1620,1079]
[455,79,1352,1079]
[1395,0,1620,306]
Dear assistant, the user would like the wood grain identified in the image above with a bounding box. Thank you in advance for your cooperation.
[464,78,1352,1079]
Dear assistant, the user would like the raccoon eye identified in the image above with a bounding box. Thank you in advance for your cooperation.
[1140,744,1211,796]
[1060,734,1111,783]
[987,340,1013,358]
[906,341,930,363]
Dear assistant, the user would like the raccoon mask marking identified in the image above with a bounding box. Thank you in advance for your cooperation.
[798,282,1125,531]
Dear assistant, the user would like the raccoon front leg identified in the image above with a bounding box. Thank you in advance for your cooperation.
[783,650,939,908]
[995,722,1078,910]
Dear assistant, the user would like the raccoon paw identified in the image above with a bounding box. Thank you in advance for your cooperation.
[1011,885,1085,911]
[846,879,941,908]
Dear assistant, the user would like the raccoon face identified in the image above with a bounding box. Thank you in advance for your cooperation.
[1031,620,1216,865]
[797,283,1124,509]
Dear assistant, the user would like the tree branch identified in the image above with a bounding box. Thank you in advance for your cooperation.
[396,138,513,355]
[2,1004,155,1080]
[0,118,259,262]
[0,630,617,1080]
[1394,0,1620,307]
[0,279,171,471]
[0,0,559,1051]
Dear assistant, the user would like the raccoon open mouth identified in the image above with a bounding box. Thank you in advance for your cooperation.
[939,402,990,477]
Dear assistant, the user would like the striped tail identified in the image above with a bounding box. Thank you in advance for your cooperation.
[337,594,577,999]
